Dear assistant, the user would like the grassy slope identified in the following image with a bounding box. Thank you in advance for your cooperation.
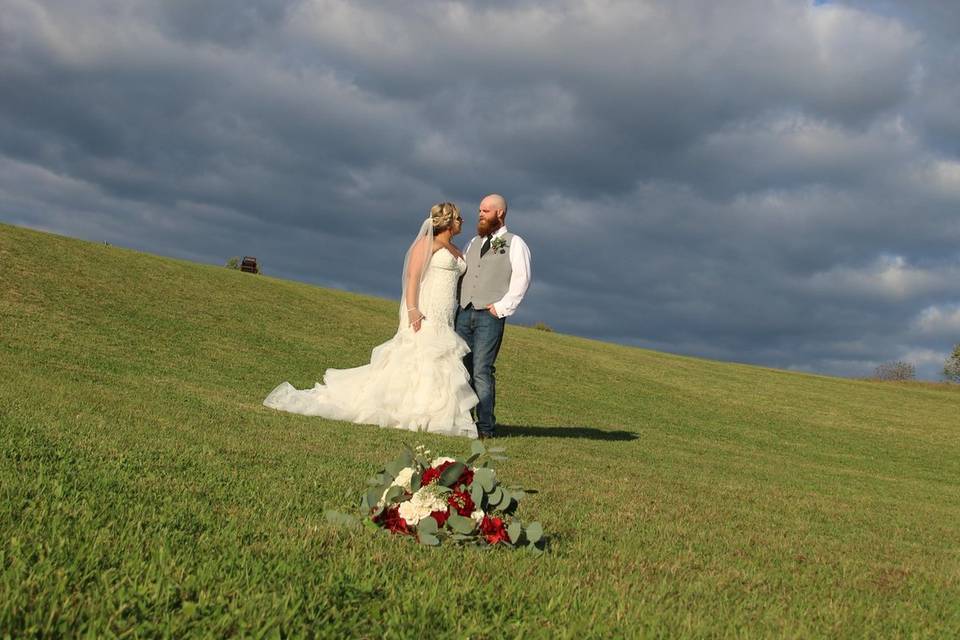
[1,222,958,638]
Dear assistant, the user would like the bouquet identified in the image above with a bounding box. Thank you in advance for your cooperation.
[328,441,545,552]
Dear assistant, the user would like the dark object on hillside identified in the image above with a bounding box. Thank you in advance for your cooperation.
[240,256,259,274]
[532,322,553,332]
[873,360,915,381]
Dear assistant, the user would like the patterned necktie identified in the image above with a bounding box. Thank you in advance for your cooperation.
[480,236,491,257]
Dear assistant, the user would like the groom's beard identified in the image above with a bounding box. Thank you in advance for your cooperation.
[477,218,502,238]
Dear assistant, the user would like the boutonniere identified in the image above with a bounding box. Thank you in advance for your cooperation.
[490,237,508,254]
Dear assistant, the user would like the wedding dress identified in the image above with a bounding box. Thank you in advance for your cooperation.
[263,247,479,438]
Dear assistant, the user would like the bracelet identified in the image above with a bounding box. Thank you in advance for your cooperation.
[407,307,419,312]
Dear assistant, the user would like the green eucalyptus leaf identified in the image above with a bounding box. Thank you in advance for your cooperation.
[384,459,406,478]
[384,485,404,503]
[526,522,543,544]
[471,482,484,507]
[438,462,467,487]
[447,514,476,534]
[417,516,439,535]
[410,473,422,492]
[507,521,522,544]
[470,440,486,457]
[324,511,360,529]
[465,452,482,465]
[503,489,522,503]
[418,532,440,546]
[474,468,496,492]
[450,533,476,543]
[490,454,508,462]
[487,447,507,454]
[365,487,383,510]
[488,486,504,508]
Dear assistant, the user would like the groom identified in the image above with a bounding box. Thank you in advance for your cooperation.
[456,194,532,439]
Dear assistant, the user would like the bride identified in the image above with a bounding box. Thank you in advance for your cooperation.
[263,202,479,438]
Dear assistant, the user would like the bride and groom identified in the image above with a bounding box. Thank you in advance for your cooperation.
[263,194,532,440]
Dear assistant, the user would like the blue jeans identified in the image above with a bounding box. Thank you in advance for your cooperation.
[455,305,506,436]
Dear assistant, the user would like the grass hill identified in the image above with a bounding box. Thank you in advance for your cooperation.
[1,222,958,637]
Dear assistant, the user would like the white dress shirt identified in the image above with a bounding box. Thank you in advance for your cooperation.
[463,225,532,318]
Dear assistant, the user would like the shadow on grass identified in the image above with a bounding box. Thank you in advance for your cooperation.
[497,424,639,440]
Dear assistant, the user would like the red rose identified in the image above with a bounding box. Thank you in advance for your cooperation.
[458,467,474,488]
[430,509,450,527]
[448,488,475,516]
[375,505,410,535]
[480,515,510,545]
[421,467,441,485]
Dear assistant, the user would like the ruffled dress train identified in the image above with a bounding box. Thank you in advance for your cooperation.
[263,251,478,438]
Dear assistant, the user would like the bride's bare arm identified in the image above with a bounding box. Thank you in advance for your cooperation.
[405,236,429,330]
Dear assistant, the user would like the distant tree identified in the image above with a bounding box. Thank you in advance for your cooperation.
[944,344,960,383]
[225,256,241,269]
[873,360,916,381]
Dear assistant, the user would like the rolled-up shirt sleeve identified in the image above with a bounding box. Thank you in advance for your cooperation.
[491,235,531,318]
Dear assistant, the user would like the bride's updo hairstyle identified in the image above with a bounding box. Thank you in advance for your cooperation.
[430,202,460,233]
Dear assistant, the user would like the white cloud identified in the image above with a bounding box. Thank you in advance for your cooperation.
[805,256,959,301]
[898,346,950,368]
[912,304,960,336]
[911,159,960,200]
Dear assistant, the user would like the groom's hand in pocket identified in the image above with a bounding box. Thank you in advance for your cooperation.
[486,304,499,318]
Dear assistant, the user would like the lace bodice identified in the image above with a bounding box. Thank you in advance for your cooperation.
[418,250,466,329]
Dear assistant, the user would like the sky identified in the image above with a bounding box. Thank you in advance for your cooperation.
[2,0,959,380]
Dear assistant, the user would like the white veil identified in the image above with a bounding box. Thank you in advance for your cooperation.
[398,217,434,330]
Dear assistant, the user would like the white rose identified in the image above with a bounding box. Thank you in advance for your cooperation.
[398,499,432,525]
[377,467,417,506]
[392,467,415,492]
[416,486,449,512]
[431,456,457,468]
[398,486,449,525]
[470,509,485,523]
[397,485,450,525]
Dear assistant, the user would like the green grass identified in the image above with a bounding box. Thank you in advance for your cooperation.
[1,221,958,638]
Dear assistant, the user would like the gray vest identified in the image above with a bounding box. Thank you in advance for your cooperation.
[459,232,514,309]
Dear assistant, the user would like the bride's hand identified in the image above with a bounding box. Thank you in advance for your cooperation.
[408,308,424,332]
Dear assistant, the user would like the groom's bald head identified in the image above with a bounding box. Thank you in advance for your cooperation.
[477,193,508,237]
[481,194,508,217]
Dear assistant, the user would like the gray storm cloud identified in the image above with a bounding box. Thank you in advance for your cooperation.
[1,0,959,379]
